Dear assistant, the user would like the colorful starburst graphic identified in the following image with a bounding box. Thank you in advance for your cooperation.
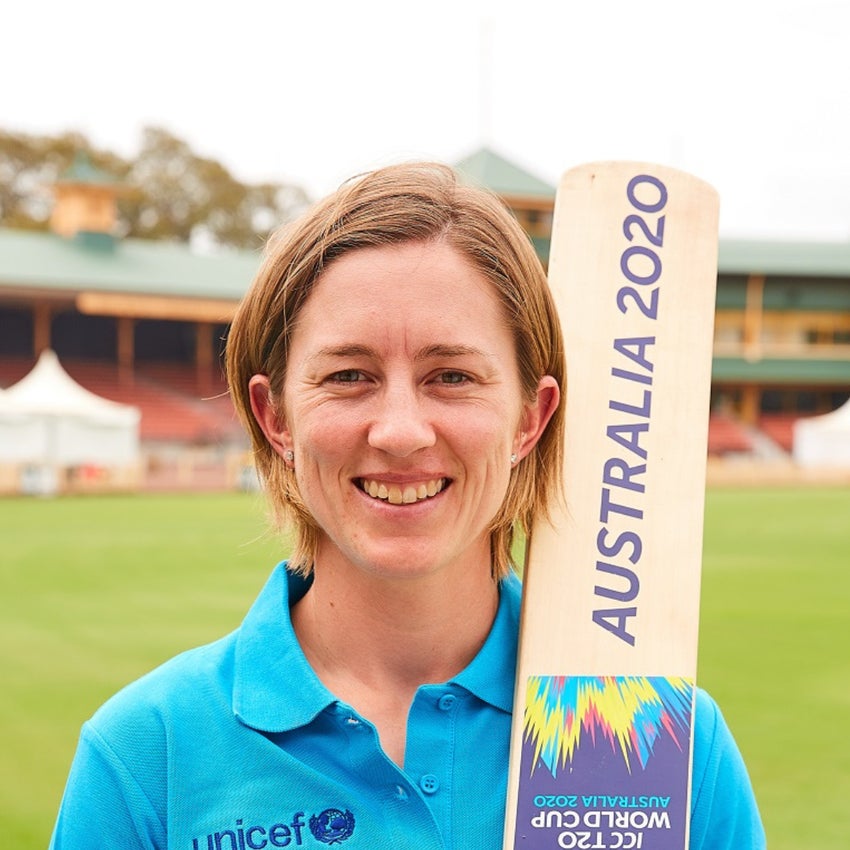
[523,675,693,777]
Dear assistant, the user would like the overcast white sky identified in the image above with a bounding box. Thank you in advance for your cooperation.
[4,0,850,239]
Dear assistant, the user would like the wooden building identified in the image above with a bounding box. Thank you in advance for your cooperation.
[0,155,257,453]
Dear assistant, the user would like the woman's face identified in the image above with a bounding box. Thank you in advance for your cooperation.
[252,240,556,583]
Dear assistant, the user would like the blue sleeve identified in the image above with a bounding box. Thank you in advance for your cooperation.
[49,722,166,850]
[689,689,766,849]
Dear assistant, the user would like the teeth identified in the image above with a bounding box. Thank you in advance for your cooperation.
[361,478,445,505]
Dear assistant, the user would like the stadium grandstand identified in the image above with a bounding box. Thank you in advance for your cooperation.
[1,148,849,491]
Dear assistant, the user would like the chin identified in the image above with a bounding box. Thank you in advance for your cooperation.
[358,549,449,581]
[354,536,491,584]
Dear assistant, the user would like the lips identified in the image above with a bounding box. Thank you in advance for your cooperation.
[358,477,447,505]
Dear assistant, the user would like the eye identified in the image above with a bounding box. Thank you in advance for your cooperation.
[436,371,471,385]
[327,369,365,384]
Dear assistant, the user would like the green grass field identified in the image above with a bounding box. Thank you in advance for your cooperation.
[1,487,848,848]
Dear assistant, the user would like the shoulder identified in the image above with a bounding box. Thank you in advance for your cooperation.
[690,688,766,849]
[55,631,239,846]
[88,561,297,743]
[87,630,238,751]
[691,687,747,784]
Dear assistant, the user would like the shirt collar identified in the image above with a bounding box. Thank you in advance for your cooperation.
[451,570,520,713]
[232,562,521,732]
[233,562,334,733]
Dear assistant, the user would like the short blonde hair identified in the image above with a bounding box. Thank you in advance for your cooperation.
[226,162,564,579]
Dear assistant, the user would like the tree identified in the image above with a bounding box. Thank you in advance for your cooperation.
[0,126,310,249]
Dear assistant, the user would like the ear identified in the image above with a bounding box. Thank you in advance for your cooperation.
[248,374,293,460]
[514,375,560,461]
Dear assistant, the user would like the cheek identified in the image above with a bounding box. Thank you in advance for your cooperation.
[452,403,521,448]
[289,402,362,453]
[447,410,517,480]
[289,408,364,496]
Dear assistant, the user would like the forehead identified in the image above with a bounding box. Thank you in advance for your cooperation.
[292,241,513,353]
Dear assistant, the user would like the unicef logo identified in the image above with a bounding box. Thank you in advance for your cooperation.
[308,808,355,844]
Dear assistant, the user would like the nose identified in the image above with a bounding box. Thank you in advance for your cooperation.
[367,384,436,457]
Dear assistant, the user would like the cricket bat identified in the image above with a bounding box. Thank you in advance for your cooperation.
[504,162,719,850]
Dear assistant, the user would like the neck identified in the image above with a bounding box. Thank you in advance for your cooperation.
[292,553,499,691]
[290,543,500,766]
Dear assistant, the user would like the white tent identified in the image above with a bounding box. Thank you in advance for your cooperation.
[0,386,44,462]
[0,350,140,466]
[793,398,850,468]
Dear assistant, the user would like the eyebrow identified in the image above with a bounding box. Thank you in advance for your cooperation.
[415,343,493,362]
[309,344,376,360]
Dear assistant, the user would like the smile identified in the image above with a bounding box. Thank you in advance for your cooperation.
[358,478,447,505]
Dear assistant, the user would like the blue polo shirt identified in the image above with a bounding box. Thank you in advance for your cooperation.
[49,563,765,849]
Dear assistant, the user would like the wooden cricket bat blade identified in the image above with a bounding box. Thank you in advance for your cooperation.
[504,162,719,850]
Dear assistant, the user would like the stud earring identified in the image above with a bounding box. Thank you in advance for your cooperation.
[284,450,294,464]
[510,452,518,465]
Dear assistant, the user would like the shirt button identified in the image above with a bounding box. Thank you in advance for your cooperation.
[419,774,440,795]
[437,694,456,711]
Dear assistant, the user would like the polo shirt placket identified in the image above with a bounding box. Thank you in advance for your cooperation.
[403,684,463,843]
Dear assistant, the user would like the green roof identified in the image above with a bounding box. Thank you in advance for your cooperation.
[5,226,850,302]
[58,151,122,187]
[0,228,260,300]
[454,147,555,199]
[719,238,850,278]
[713,356,850,385]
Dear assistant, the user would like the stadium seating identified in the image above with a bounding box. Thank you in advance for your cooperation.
[0,357,242,445]
[707,413,755,455]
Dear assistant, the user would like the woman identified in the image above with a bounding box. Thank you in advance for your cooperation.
[50,162,765,849]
